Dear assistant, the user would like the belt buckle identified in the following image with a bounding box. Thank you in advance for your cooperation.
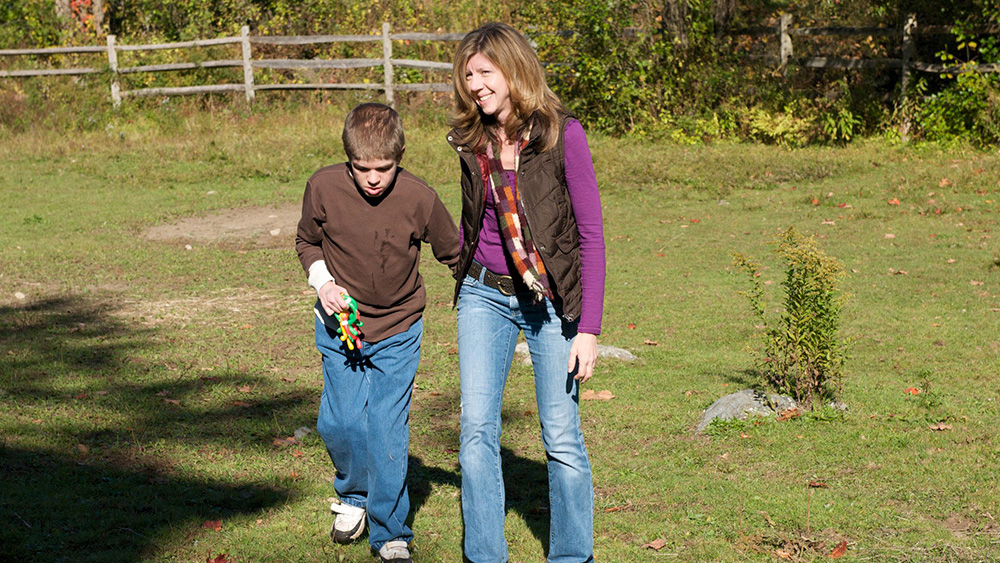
[497,275,515,296]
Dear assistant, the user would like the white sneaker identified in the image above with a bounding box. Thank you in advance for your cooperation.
[330,501,365,544]
[377,540,412,563]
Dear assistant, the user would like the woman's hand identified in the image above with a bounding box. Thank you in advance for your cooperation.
[318,281,351,316]
[569,333,598,383]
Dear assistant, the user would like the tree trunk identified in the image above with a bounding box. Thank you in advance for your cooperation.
[662,0,688,48]
[55,0,71,20]
[92,0,105,31]
[713,0,738,34]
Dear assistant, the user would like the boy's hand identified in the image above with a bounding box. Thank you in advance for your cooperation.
[569,333,598,383]
[318,281,351,315]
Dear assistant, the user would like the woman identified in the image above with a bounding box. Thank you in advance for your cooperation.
[448,22,606,563]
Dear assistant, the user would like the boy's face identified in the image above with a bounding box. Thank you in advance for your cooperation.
[348,157,398,198]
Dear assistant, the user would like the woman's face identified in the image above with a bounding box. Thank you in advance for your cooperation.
[465,52,512,124]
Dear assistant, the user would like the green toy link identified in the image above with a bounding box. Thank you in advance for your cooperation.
[337,294,364,350]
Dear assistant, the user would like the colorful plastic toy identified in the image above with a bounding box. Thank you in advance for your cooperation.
[337,295,364,350]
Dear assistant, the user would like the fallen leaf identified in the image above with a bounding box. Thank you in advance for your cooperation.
[739,432,751,439]
[74,393,88,399]
[684,390,702,397]
[155,390,171,397]
[837,202,849,208]
[690,218,701,223]
[280,377,297,382]
[163,398,181,405]
[642,538,667,550]
[904,387,921,395]
[821,219,836,225]
[238,385,252,393]
[884,233,896,239]
[581,389,615,401]
[604,504,628,513]
[273,437,298,447]
[627,323,637,329]
[240,324,252,329]
[207,554,231,563]
[776,549,793,560]
[811,198,820,205]
[808,481,829,488]
[76,444,89,454]
[643,339,658,346]
[971,280,984,286]
[829,539,848,559]
[291,450,306,458]
[889,268,909,275]
[888,198,901,205]
[201,520,222,531]
[929,422,953,431]
[946,259,956,264]
[777,408,802,421]
[233,401,251,408]
[939,178,953,188]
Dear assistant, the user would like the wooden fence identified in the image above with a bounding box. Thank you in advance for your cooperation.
[0,23,464,107]
[2,16,999,109]
[738,14,1000,83]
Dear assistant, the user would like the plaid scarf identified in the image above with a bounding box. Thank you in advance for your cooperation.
[476,134,553,302]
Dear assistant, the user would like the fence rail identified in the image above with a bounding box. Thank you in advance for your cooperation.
[0,22,462,106]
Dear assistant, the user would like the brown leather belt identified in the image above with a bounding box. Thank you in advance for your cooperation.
[467,261,517,296]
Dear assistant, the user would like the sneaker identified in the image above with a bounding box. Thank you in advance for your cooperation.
[330,500,366,544]
[377,540,412,563]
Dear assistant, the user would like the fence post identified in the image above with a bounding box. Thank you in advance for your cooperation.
[106,34,120,107]
[779,13,794,68]
[382,22,395,107]
[900,13,916,142]
[241,25,255,104]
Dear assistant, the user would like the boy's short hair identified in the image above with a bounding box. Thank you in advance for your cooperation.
[342,103,405,162]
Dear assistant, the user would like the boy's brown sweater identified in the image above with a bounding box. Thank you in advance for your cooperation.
[296,163,460,341]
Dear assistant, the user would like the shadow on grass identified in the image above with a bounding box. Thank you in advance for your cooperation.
[0,446,287,562]
[1,296,296,561]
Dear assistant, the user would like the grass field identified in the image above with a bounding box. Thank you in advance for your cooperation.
[2,102,999,562]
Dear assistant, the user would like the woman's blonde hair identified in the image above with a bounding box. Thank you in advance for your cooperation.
[451,22,565,153]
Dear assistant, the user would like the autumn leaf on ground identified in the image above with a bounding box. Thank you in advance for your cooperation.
[207,554,231,563]
[776,549,793,560]
[642,538,667,550]
[888,198,901,205]
[904,387,921,395]
[777,408,802,422]
[626,323,637,329]
[939,178,953,188]
[581,389,615,401]
[829,539,848,559]
[888,268,909,275]
[643,339,658,346]
[238,385,252,393]
[201,520,222,531]
[272,436,298,447]
[971,280,984,286]
[884,233,896,239]
[291,450,306,458]
[808,481,829,488]
[233,401,251,408]
[155,390,171,397]
[929,422,953,431]
[163,398,181,405]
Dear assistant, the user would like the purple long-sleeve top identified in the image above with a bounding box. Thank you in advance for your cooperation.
[469,119,606,334]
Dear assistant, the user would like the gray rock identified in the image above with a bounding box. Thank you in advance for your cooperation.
[695,389,798,433]
[514,342,637,365]
[293,427,312,440]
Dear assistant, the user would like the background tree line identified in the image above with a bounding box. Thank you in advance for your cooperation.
[1,0,998,145]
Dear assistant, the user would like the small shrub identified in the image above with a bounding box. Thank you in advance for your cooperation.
[733,227,847,408]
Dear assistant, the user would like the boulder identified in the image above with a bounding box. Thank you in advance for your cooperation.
[514,342,637,366]
[696,389,798,433]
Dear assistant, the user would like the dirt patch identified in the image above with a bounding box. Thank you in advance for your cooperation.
[144,204,300,249]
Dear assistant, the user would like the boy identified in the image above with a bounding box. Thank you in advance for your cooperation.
[296,103,459,563]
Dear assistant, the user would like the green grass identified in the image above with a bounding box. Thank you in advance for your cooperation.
[2,102,999,562]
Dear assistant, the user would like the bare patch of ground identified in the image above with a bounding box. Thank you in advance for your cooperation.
[144,204,300,249]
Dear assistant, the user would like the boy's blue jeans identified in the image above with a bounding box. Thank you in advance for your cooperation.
[315,316,422,551]
[457,275,594,563]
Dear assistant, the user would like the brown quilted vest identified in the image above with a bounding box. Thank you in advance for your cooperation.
[447,115,583,322]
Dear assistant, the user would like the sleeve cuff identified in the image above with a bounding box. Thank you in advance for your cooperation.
[307,260,335,295]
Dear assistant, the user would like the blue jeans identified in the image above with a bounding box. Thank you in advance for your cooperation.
[457,275,594,563]
[315,316,422,551]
